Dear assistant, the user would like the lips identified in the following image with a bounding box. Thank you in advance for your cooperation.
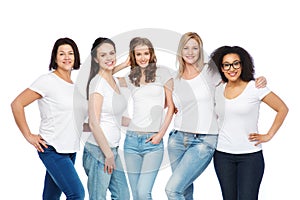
[105,61,115,67]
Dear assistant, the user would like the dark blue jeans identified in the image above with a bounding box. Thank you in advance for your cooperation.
[213,150,264,200]
[38,145,85,200]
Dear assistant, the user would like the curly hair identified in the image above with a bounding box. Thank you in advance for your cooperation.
[128,37,157,87]
[208,46,255,82]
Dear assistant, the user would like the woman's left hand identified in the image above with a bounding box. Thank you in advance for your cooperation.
[249,133,272,146]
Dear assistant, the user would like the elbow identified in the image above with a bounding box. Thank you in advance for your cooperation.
[11,99,19,113]
[88,121,97,132]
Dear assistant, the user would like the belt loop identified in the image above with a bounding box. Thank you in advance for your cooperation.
[193,134,197,139]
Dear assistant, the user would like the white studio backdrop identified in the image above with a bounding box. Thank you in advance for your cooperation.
[1,0,298,199]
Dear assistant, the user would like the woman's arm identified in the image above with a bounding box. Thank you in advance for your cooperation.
[11,88,48,152]
[88,93,115,174]
[112,56,130,74]
[147,79,175,144]
[249,92,289,145]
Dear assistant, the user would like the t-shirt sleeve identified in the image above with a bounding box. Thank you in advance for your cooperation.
[257,86,271,100]
[29,74,50,97]
[89,76,105,96]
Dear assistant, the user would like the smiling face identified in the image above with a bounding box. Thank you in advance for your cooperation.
[221,53,242,82]
[94,43,116,71]
[55,44,75,71]
[181,38,200,65]
[134,45,150,69]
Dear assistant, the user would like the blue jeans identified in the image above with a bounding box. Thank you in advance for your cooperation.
[82,142,130,200]
[165,130,218,200]
[124,130,164,200]
[38,145,85,200]
[213,150,265,200]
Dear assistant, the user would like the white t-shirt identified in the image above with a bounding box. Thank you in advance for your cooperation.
[173,64,221,134]
[126,66,172,132]
[215,80,271,154]
[30,73,82,153]
[86,75,126,147]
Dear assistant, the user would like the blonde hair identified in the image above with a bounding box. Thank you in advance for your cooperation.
[177,32,204,78]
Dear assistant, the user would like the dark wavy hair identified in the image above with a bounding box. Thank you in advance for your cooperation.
[86,37,116,99]
[49,37,80,71]
[208,46,255,82]
[128,37,157,87]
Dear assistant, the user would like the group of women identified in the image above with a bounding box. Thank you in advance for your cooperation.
[11,32,288,200]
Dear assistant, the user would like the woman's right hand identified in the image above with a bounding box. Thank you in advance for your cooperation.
[104,155,116,174]
[26,133,48,152]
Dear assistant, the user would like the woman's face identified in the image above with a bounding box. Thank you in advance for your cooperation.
[134,45,150,68]
[94,43,116,70]
[181,38,200,65]
[221,53,242,82]
[55,44,74,71]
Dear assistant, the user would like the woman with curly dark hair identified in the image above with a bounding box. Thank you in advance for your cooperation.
[211,46,288,200]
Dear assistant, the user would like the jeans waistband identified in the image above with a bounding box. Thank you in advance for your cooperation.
[173,129,205,138]
[126,130,158,138]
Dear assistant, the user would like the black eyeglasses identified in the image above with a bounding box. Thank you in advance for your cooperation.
[222,61,241,71]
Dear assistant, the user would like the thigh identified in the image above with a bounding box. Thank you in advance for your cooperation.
[167,130,186,172]
[166,139,215,193]
[213,150,238,200]
[137,148,164,199]
[109,152,130,200]
[38,146,84,199]
[238,151,265,200]
[82,144,111,199]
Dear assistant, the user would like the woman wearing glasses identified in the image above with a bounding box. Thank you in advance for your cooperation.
[210,46,288,200]
[165,33,267,200]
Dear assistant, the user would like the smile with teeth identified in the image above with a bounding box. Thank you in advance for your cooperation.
[227,71,237,77]
[105,61,114,66]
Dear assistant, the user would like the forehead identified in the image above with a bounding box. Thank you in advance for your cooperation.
[184,38,199,46]
[134,45,149,52]
[57,44,73,52]
[96,43,115,53]
[223,53,240,61]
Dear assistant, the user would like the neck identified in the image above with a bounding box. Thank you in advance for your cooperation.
[182,63,200,79]
[54,69,72,83]
[98,68,113,80]
[226,79,245,87]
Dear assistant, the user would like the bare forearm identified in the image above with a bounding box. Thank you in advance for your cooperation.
[11,101,31,140]
[89,122,113,158]
[267,106,289,138]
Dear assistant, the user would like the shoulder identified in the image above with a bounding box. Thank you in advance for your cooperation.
[31,72,54,85]
[247,80,271,99]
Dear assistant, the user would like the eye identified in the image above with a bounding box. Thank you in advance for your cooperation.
[233,61,240,66]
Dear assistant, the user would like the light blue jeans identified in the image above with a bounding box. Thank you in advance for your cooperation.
[124,130,164,200]
[165,130,218,200]
[82,142,130,200]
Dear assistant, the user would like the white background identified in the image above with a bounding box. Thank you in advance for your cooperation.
[1,0,299,199]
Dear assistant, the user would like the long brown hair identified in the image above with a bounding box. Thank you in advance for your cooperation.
[128,37,157,87]
[86,37,116,99]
